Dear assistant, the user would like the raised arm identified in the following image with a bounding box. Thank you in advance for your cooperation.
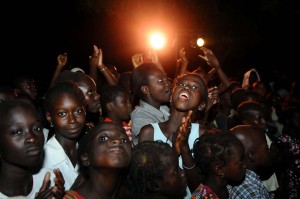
[88,45,117,88]
[146,47,165,73]
[49,53,68,88]
[199,47,231,88]
[173,110,202,192]
[175,47,189,77]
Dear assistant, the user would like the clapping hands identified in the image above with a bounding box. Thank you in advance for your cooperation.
[35,169,65,199]
[173,110,193,156]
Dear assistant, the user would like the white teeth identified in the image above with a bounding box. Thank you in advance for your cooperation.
[111,147,120,151]
[179,92,189,99]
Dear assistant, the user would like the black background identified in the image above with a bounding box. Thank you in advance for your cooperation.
[2,0,299,93]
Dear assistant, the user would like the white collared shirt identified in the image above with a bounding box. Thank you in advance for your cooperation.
[43,136,79,190]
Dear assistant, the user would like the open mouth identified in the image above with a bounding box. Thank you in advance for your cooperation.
[179,92,189,100]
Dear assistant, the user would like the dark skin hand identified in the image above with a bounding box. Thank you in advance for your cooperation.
[35,169,65,199]
[173,110,193,156]
[172,110,203,191]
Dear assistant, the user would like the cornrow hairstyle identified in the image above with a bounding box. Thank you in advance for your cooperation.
[230,88,263,110]
[235,100,267,123]
[131,63,163,101]
[193,130,244,176]
[44,80,86,113]
[128,140,176,194]
[99,85,127,117]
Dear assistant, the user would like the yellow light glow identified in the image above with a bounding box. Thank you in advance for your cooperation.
[149,32,165,49]
[197,38,205,47]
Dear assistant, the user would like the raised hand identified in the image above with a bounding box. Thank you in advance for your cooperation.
[198,47,220,69]
[173,110,193,155]
[178,47,188,66]
[89,45,102,67]
[35,169,65,199]
[132,53,144,68]
[56,53,68,69]
[208,86,219,105]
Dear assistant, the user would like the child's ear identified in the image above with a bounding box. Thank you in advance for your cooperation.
[147,179,160,192]
[81,153,90,167]
[141,85,150,96]
[46,112,52,122]
[106,103,113,111]
[248,151,256,162]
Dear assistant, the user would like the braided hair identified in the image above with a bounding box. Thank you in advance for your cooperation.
[128,141,176,193]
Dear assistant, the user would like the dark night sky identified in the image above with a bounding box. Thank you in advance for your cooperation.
[2,0,299,92]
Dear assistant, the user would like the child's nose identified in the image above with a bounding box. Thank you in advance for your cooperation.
[25,134,38,144]
[110,139,121,144]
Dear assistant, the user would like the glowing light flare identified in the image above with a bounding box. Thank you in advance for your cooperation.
[196,38,205,47]
[149,32,166,49]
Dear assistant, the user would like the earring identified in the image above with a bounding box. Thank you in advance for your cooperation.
[146,92,150,96]
[169,96,173,104]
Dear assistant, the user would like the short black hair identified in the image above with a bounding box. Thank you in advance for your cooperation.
[99,85,127,117]
[44,81,85,113]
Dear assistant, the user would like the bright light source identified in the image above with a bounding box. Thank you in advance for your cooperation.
[196,38,205,47]
[149,32,165,49]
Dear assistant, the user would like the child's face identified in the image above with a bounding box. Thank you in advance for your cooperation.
[88,123,132,168]
[245,109,267,129]
[0,105,44,167]
[111,92,132,121]
[18,78,38,100]
[77,76,100,114]
[172,74,205,111]
[49,93,86,139]
[254,134,272,168]
[158,151,187,198]
[222,143,246,183]
[146,70,171,103]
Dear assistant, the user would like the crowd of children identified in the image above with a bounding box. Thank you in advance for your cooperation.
[0,45,299,199]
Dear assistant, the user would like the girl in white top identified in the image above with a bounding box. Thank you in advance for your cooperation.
[43,81,87,190]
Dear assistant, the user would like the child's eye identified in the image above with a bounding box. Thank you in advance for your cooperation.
[33,126,42,134]
[11,130,22,136]
[58,112,67,117]
[99,136,109,141]
[178,82,185,87]
[75,109,83,114]
[191,85,199,91]
[121,138,129,143]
